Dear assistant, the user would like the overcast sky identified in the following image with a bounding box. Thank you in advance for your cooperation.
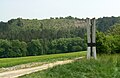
[0,0,120,22]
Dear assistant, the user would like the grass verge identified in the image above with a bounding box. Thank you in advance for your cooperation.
[0,51,86,68]
[19,54,120,78]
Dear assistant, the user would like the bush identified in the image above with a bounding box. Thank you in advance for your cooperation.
[96,31,120,54]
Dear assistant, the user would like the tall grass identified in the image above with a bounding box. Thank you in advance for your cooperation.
[0,51,86,68]
[19,54,120,78]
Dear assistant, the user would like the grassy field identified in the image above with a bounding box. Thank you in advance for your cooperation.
[0,51,86,68]
[19,54,120,78]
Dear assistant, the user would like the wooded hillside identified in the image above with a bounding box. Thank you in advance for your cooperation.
[0,17,86,41]
[0,16,120,57]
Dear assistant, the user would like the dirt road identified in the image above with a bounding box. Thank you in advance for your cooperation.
[0,57,83,78]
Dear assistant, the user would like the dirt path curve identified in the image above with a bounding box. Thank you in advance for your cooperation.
[0,57,83,78]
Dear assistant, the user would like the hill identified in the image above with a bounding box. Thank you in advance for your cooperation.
[1,16,120,41]
[0,17,86,41]
[97,16,120,32]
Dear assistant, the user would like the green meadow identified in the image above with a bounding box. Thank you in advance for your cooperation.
[0,51,86,68]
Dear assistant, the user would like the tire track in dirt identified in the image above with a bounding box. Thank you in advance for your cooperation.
[0,57,83,78]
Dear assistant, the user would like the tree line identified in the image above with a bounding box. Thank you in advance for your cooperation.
[0,37,86,58]
[0,28,120,58]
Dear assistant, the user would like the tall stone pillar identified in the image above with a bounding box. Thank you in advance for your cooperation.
[91,18,97,59]
[86,18,97,59]
[86,18,91,59]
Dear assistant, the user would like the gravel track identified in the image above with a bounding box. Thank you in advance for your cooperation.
[0,57,83,78]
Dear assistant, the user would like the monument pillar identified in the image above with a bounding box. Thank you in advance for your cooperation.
[86,18,97,59]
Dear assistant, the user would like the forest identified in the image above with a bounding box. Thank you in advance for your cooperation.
[0,16,120,58]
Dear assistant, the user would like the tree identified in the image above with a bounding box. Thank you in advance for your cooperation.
[27,39,42,56]
[0,39,12,58]
[11,40,27,57]
[96,31,107,54]
[96,31,120,54]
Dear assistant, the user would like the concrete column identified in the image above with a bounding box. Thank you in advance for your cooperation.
[91,18,97,59]
[86,18,91,59]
